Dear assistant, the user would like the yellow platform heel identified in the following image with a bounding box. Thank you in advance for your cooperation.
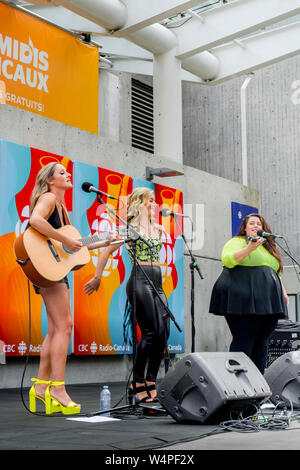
[45,381,81,415]
[29,378,60,413]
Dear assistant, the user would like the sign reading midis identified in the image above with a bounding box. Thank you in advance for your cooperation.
[0,3,99,133]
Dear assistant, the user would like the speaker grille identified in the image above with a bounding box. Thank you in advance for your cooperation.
[157,352,271,424]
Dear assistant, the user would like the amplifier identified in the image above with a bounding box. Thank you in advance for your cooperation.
[267,320,300,368]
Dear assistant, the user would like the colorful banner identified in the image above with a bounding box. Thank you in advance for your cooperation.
[0,140,185,356]
[73,161,134,355]
[73,165,185,355]
[0,2,99,133]
[0,140,73,356]
[151,181,184,354]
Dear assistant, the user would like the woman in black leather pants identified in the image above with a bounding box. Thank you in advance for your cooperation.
[84,187,170,403]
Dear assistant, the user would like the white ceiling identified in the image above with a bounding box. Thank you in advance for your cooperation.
[3,0,300,84]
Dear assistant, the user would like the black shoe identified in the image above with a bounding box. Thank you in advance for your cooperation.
[128,383,151,404]
[145,383,159,403]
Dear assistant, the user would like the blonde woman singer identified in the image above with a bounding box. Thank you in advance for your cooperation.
[28,162,114,415]
[84,187,170,403]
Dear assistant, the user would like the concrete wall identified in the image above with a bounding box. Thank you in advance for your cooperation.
[182,54,300,280]
[0,69,259,388]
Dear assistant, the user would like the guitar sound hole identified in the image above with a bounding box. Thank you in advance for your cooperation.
[62,244,74,255]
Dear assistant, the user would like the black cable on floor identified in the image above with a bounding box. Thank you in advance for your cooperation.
[20,280,45,416]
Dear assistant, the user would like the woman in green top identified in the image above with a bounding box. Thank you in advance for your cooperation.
[209,213,288,374]
[84,187,170,403]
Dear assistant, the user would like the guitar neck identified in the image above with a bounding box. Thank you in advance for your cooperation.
[79,232,107,246]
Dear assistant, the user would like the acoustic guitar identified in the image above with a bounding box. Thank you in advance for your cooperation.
[14,225,111,288]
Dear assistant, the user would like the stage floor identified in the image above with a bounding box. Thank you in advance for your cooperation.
[0,382,217,451]
[1,382,300,452]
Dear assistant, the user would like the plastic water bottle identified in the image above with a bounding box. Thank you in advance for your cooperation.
[100,385,111,417]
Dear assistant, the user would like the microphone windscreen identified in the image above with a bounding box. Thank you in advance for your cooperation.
[160,209,170,216]
[257,230,264,237]
[82,182,92,192]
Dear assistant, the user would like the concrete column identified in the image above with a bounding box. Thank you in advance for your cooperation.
[241,75,253,186]
[153,48,183,165]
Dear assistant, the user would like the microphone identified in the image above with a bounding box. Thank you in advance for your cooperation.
[110,239,126,246]
[160,209,188,218]
[81,182,118,200]
[109,227,139,245]
[257,229,282,239]
[247,236,259,242]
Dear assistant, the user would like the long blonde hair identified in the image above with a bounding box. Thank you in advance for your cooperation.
[30,162,58,214]
[127,187,154,225]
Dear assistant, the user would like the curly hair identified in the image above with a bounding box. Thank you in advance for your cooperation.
[237,213,283,272]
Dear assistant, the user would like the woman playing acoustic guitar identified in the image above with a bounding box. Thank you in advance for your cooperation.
[28,162,113,415]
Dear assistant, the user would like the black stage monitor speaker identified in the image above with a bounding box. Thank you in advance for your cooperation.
[267,320,300,367]
[264,351,300,408]
[157,352,271,424]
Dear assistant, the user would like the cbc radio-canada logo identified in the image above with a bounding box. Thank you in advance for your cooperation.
[78,342,130,354]
[0,341,27,355]
[78,342,103,354]
[78,342,101,354]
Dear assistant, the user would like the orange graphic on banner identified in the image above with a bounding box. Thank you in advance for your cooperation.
[0,2,98,133]
[156,185,183,297]
[74,264,121,355]
[1,233,43,351]
[73,169,133,355]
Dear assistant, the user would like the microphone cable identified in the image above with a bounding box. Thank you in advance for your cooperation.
[20,280,55,417]
[20,280,80,418]
[281,236,300,284]
[19,279,46,416]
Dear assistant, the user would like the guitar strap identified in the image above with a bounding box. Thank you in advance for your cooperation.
[61,203,71,226]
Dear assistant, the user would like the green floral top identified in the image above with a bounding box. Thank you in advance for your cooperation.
[128,231,162,263]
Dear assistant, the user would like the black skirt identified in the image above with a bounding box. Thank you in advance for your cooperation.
[209,265,288,318]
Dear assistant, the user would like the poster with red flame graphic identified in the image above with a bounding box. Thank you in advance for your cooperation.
[0,141,185,357]
[73,163,185,356]
[0,140,72,356]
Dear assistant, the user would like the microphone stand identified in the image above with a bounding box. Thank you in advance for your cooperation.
[274,238,300,270]
[87,195,180,419]
[124,244,182,387]
[272,237,300,325]
[173,214,203,353]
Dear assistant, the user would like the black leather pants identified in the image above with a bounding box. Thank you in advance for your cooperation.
[126,265,170,383]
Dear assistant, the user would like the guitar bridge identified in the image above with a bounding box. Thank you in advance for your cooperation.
[47,240,61,262]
